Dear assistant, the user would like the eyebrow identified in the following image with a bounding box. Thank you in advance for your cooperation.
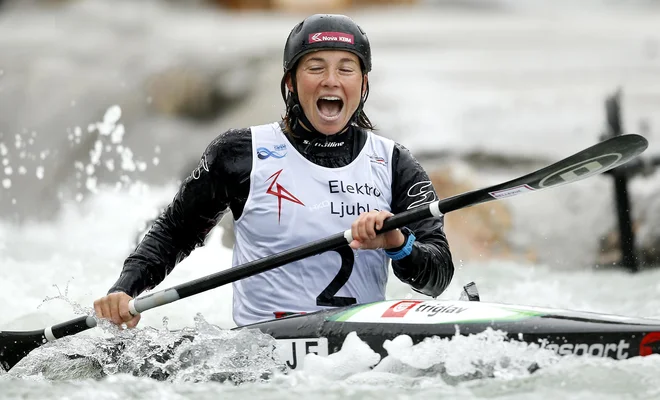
[304,57,359,64]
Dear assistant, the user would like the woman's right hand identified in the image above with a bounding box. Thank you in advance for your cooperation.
[93,292,141,328]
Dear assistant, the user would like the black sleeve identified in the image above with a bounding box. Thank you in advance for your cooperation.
[389,143,455,298]
[107,128,252,297]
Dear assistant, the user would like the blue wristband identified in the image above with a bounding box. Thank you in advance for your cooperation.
[385,230,416,260]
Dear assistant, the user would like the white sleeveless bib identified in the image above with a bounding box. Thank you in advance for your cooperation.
[232,122,395,326]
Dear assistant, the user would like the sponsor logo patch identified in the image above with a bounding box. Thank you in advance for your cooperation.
[303,139,344,148]
[266,169,305,223]
[367,153,387,166]
[407,181,437,209]
[639,332,660,356]
[415,303,466,316]
[257,144,287,160]
[488,184,535,199]
[382,300,423,318]
[538,338,630,359]
[191,155,209,180]
[308,32,354,44]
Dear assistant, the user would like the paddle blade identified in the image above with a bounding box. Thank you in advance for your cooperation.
[438,134,648,213]
[0,329,46,372]
[1,315,96,372]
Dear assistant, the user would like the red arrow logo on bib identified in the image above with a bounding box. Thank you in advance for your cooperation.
[266,169,305,224]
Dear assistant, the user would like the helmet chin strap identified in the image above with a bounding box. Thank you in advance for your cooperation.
[282,72,368,137]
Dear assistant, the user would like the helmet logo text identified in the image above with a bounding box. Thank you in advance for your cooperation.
[309,32,354,44]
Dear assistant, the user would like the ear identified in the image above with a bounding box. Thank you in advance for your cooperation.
[285,72,294,93]
[362,74,369,98]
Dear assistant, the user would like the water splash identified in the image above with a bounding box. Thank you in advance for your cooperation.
[287,328,561,389]
[70,105,149,202]
[7,313,285,384]
[37,280,94,317]
[373,328,559,384]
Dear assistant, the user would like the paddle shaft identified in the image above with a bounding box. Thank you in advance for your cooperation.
[129,133,647,312]
[129,201,439,314]
[0,133,648,372]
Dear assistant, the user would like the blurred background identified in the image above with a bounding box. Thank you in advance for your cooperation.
[2,0,660,331]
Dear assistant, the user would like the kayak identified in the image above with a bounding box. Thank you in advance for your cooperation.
[243,284,660,370]
[3,282,659,380]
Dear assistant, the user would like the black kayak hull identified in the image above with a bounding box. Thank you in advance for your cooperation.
[238,299,660,369]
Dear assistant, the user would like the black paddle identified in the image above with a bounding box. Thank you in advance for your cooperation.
[0,133,648,372]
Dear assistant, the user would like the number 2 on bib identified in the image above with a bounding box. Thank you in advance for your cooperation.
[316,245,357,307]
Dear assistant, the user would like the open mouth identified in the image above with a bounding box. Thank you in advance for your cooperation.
[316,96,344,120]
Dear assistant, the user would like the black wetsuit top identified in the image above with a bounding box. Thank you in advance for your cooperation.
[109,121,454,308]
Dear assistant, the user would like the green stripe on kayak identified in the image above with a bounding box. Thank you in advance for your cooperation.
[446,309,545,324]
[327,302,383,322]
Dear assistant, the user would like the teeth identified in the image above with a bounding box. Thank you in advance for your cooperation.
[320,96,341,101]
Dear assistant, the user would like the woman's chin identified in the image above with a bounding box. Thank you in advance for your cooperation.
[312,116,348,135]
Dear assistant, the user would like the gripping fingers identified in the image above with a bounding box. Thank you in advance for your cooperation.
[125,314,141,329]
[373,211,391,233]
[365,210,379,239]
[119,297,140,328]
[119,302,133,323]
[100,301,113,323]
[93,300,104,320]
[351,218,362,245]
[109,299,123,325]
[352,212,370,244]
[351,210,390,249]
[360,210,380,240]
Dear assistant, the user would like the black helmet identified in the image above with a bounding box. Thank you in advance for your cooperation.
[280,14,374,133]
[283,14,372,73]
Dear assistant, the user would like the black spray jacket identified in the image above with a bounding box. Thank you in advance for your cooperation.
[109,122,454,310]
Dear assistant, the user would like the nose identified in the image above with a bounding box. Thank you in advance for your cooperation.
[321,69,340,87]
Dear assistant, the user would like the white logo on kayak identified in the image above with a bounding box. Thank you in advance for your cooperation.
[394,302,414,313]
[407,181,437,210]
[415,303,466,317]
[538,338,630,359]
